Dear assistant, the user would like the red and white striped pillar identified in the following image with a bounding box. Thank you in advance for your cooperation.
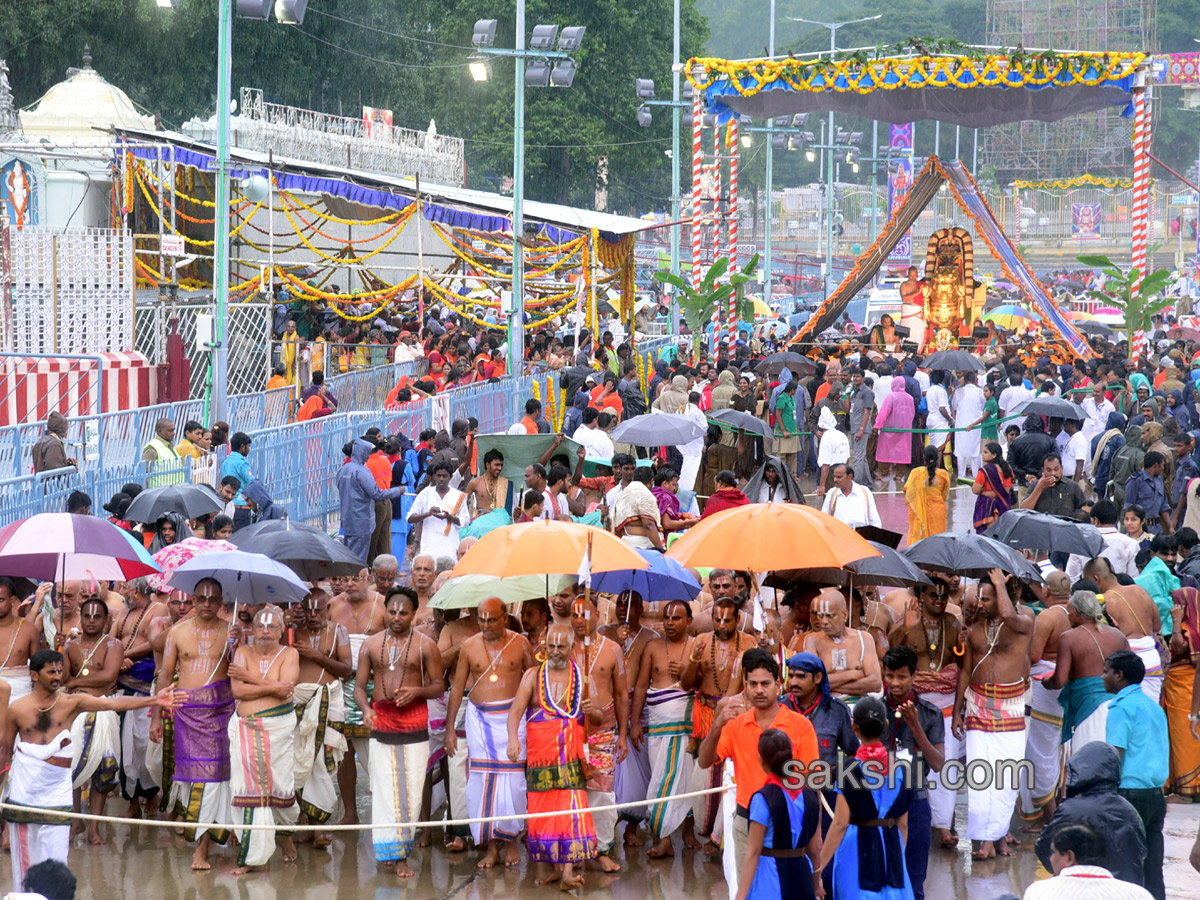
[1130,88,1151,300]
[691,89,703,292]
[728,120,739,346]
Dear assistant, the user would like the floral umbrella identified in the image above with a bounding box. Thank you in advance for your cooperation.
[148,537,236,592]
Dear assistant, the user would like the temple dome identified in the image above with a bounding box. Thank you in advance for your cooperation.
[19,46,155,143]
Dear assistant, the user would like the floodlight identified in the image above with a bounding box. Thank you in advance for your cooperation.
[637,105,653,128]
[852,162,860,173]
[236,0,272,20]
[849,131,863,145]
[550,59,577,88]
[786,136,801,151]
[472,19,497,48]
[273,0,308,25]
[836,127,851,144]
[702,114,717,128]
[801,131,816,143]
[558,26,586,51]
[469,57,492,82]
[636,79,656,100]
[741,132,753,148]
[772,133,787,150]
[155,0,177,8]
[530,25,559,51]
[772,116,791,128]
[683,82,694,101]
[525,60,551,88]
[805,148,816,162]
[791,113,810,128]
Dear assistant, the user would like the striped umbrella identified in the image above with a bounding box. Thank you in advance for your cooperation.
[0,513,160,582]
[984,304,1037,330]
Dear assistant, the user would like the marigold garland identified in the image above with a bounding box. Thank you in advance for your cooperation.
[280,189,404,227]
[1011,174,1139,190]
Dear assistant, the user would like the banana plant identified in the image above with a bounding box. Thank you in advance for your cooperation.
[1077,253,1175,358]
[653,254,760,357]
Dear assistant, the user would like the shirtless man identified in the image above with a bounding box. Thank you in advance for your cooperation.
[1083,557,1164,700]
[356,588,445,879]
[293,589,353,844]
[681,598,756,852]
[372,555,400,598]
[436,603,481,851]
[465,449,509,518]
[328,568,387,827]
[0,577,43,702]
[951,569,1034,860]
[110,577,166,817]
[33,581,83,650]
[445,597,533,869]
[520,597,551,660]
[599,591,658,848]
[631,600,702,857]
[225,606,300,873]
[550,583,578,627]
[145,590,190,815]
[802,588,882,699]
[692,570,757,635]
[1019,571,1074,830]
[62,598,122,844]
[0,651,170,888]
[1042,590,1129,754]
[153,578,235,870]
[569,595,627,870]
[408,554,438,629]
[888,580,963,847]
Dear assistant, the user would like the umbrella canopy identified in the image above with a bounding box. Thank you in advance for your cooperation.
[590,549,702,604]
[984,304,1036,322]
[148,536,236,592]
[756,351,816,376]
[167,549,309,605]
[430,573,576,610]
[231,523,365,580]
[0,513,160,582]
[922,349,983,372]
[227,518,328,542]
[766,541,934,589]
[1063,309,1096,322]
[124,483,225,524]
[902,532,1044,582]
[611,413,706,447]
[1076,320,1113,336]
[471,434,584,481]
[1168,326,1200,342]
[985,509,1105,557]
[708,408,773,440]
[451,520,650,579]
[665,503,880,571]
[1022,396,1085,420]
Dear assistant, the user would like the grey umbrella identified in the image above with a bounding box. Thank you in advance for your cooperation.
[124,483,225,523]
[922,349,983,371]
[902,532,1045,583]
[985,509,1105,557]
[764,541,933,589]
[756,352,817,376]
[1022,396,1085,420]
[709,408,773,440]
[611,413,706,447]
[230,519,365,580]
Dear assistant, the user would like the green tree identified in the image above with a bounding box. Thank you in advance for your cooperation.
[653,253,759,355]
[1077,253,1174,358]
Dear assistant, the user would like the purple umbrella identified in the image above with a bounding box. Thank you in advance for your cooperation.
[0,513,160,582]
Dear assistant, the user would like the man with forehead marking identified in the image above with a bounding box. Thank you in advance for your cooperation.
[802,588,882,700]
[227,605,300,873]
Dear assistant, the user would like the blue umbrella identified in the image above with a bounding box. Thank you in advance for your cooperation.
[590,548,701,604]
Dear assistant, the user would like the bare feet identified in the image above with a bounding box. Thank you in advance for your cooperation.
[231,865,260,876]
[394,860,416,879]
[682,822,703,850]
[646,837,675,859]
[937,828,959,848]
[504,841,521,868]
[70,821,85,840]
[445,836,467,852]
[594,853,621,873]
[191,846,212,871]
[478,843,502,869]
[281,837,298,862]
[623,824,644,847]
[87,827,107,846]
[314,832,332,848]
[560,864,584,890]
[971,840,995,860]
[997,839,1018,857]
[414,829,431,849]
[701,839,720,858]
[334,812,360,827]
[535,868,562,886]
[125,800,143,820]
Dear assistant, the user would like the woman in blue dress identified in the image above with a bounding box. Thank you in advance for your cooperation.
[819,697,914,900]
[733,729,823,900]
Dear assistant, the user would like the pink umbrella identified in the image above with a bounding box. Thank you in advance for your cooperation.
[1093,306,1122,316]
[148,537,236,592]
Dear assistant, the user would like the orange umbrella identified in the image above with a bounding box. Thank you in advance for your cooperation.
[665,503,880,571]
[451,519,650,578]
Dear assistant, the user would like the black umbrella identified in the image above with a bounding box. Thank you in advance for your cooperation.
[985,509,1105,557]
[1022,396,1085,421]
[231,520,365,580]
[765,541,933,589]
[756,352,817,376]
[124,483,225,523]
[708,408,773,440]
[229,518,326,542]
[902,532,1044,583]
[922,349,983,371]
[1077,320,1114,336]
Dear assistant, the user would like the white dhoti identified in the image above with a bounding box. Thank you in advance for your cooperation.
[369,738,431,861]
[4,730,73,891]
[620,534,657,550]
[120,701,157,799]
[0,666,32,702]
[1019,661,1063,822]
[445,700,469,837]
[465,698,526,845]
[679,452,701,494]
[427,691,448,817]
[294,682,347,825]
[645,687,696,839]
[615,693,651,827]
[229,703,300,868]
[921,689,963,831]
[1128,635,1164,702]
[341,633,373,768]
[964,681,1028,843]
[177,779,231,843]
[69,708,120,792]
[1067,705,1108,756]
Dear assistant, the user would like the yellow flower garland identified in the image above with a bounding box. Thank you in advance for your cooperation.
[280,189,403,226]
[1012,174,1140,190]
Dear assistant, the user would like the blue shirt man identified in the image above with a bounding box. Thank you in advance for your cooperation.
[1123,453,1171,534]
[220,432,254,507]
[1104,650,1168,900]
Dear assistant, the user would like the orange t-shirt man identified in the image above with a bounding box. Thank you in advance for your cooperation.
[715,705,819,811]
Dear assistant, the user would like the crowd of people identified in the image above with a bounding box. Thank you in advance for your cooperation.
[8,298,1200,900]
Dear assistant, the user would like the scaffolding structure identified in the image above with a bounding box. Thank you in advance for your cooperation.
[982,0,1156,179]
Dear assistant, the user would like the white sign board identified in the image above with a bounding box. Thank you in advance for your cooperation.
[161,235,185,257]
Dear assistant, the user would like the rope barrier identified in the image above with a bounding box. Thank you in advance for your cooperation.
[0,783,732,833]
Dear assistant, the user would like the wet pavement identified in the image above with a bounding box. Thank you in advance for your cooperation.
[3,481,1196,899]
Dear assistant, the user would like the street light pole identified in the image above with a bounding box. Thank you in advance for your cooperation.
[763,0,775,307]
[670,0,681,334]
[509,0,527,373]
[211,0,233,422]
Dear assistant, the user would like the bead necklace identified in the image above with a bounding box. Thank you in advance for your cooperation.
[379,630,415,700]
[922,615,947,671]
[78,636,105,677]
